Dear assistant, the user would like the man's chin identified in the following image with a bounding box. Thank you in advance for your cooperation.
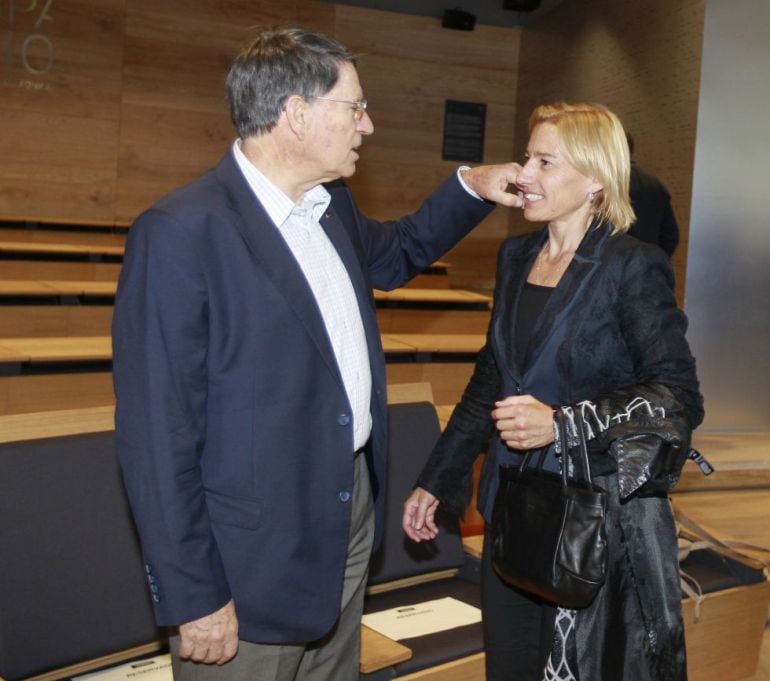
[338,164,357,179]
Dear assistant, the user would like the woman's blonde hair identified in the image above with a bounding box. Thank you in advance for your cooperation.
[529,102,635,233]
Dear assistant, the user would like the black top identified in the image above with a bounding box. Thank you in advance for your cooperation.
[515,282,554,367]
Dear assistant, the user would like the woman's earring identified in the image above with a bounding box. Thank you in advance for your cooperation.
[588,192,595,203]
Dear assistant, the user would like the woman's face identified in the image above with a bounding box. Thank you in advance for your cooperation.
[515,123,601,227]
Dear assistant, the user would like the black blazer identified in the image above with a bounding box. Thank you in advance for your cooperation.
[418,222,703,519]
[628,162,679,257]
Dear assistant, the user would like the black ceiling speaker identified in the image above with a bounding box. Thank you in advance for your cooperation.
[442,8,477,31]
[503,0,542,11]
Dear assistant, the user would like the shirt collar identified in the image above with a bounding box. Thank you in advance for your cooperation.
[232,139,331,227]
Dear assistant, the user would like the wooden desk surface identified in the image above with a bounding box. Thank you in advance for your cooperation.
[462,534,484,560]
[0,280,118,296]
[359,625,412,674]
[374,288,491,306]
[0,334,484,364]
[0,336,112,362]
[380,334,423,353]
[0,383,436,444]
[0,228,125,256]
[382,333,485,354]
[0,405,115,443]
[0,282,486,303]
[0,233,443,264]
[428,259,450,271]
[679,432,770,491]
[1,260,122,281]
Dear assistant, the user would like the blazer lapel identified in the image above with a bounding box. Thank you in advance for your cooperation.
[492,230,543,380]
[213,152,344,386]
[318,205,371,318]
[521,222,609,369]
[318,204,385,378]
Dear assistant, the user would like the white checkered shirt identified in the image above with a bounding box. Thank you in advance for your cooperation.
[233,140,372,450]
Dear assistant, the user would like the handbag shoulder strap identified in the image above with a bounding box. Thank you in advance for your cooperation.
[673,501,769,575]
[574,407,594,484]
[554,408,570,485]
[554,406,594,485]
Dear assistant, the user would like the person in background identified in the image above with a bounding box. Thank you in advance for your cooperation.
[403,102,703,681]
[626,131,680,257]
[112,25,523,681]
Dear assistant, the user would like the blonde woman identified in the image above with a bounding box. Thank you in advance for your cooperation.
[403,103,703,681]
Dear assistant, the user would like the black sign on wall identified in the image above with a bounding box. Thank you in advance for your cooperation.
[442,100,486,164]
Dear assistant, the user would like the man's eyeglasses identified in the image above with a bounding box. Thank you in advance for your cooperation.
[311,97,368,121]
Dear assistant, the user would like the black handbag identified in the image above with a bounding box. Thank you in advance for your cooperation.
[490,409,608,608]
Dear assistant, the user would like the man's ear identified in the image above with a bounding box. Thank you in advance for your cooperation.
[284,94,309,140]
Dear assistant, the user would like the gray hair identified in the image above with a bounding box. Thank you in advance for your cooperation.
[226,27,355,138]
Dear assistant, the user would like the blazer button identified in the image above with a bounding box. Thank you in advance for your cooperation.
[337,414,351,426]
[338,490,351,503]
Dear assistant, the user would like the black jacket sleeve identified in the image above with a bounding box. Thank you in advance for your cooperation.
[416,343,500,515]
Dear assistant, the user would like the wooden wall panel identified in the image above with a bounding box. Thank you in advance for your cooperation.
[2,0,522,289]
[336,6,521,290]
[512,0,706,302]
[115,0,336,221]
[115,103,233,222]
[0,0,126,222]
[0,109,120,220]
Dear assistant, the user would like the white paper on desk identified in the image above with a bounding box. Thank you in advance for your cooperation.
[362,597,481,640]
[72,654,172,680]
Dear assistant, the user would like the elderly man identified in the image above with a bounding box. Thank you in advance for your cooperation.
[112,26,521,681]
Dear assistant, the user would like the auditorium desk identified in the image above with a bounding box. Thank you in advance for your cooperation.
[0,228,125,257]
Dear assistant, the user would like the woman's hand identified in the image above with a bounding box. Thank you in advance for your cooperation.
[402,487,440,542]
[492,394,554,450]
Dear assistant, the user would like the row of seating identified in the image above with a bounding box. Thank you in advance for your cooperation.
[0,223,454,288]
[0,222,492,415]
[0,333,486,365]
[0,390,487,681]
[2,395,768,681]
[2,303,490,338]
[0,226,126,258]
[0,364,479,419]
[0,279,490,304]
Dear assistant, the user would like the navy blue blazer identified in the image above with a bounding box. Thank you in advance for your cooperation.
[112,149,495,644]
